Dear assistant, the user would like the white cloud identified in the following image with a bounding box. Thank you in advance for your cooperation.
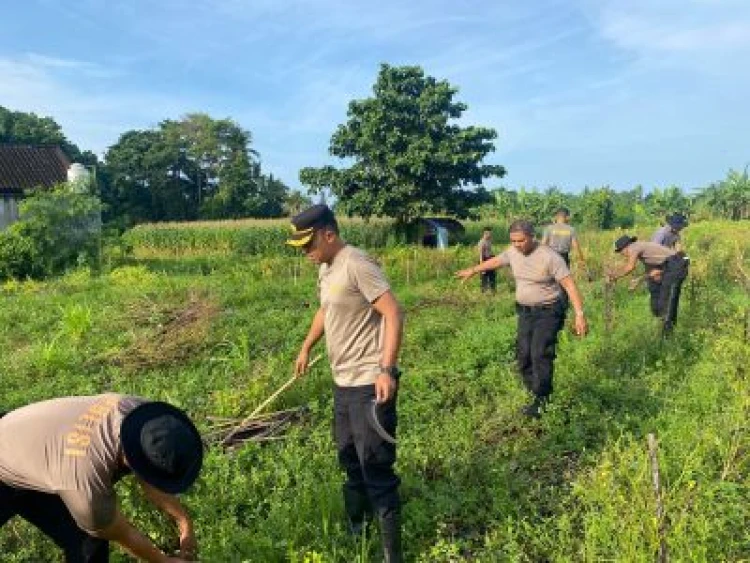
[584,0,750,60]
[24,53,124,78]
[0,55,185,155]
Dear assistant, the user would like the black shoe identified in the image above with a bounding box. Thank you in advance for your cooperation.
[377,506,402,563]
[521,396,546,419]
[343,487,372,536]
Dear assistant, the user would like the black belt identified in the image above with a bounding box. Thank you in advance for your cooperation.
[516,300,561,313]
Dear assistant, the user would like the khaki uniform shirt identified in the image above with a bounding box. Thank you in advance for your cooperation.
[0,394,145,533]
[543,223,577,254]
[478,239,493,261]
[651,226,680,249]
[319,245,391,387]
[628,241,676,267]
[497,245,571,306]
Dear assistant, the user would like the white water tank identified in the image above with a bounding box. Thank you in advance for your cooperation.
[67,163,90,193]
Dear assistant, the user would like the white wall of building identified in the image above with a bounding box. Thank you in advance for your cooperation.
[0,196,20,231]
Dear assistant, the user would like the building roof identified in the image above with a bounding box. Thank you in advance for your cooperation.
[0,144,70,195]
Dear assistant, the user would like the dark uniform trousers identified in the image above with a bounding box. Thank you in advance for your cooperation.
[334,385,400,511]
[516,300,566,399]
[646,254,690,332]
[0,484,109,562]
[480,256,497,293]
[480,270,497,293]
[0,413,109,563]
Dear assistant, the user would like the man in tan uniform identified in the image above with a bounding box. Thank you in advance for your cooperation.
[0,394,203,562]
[288,204,405,563]
[541,207,586,269]
[457,220,588,417]
[607,235,689,333]
[477,227,496,293]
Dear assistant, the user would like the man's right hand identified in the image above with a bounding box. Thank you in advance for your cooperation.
[455,267,476,282]
[294,348,310,378]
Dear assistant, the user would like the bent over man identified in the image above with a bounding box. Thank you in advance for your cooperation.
[0,393,203,562]
[607,235,689,334]
[289,204,405,563]
[457,220,588,418]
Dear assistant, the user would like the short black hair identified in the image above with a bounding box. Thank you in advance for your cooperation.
[508,219,535,236]
[555,207,570,217]
[483,226,493,232]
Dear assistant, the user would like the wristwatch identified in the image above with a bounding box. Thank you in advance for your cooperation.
[380,365,401,381]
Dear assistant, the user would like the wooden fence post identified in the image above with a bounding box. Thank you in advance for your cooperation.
[603,280,614,335]
[648,433,669,563]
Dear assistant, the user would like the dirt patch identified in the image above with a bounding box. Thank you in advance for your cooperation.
[104,291,220,372]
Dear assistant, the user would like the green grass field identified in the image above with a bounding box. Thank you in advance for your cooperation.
[1,221,749,562]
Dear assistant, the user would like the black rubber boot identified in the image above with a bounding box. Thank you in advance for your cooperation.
[521,396,547,419]
[377,506,402,563]
[343,487,372,536]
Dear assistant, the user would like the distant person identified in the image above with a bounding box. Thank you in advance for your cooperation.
[651,213,688,250]
[541,207,586,269]
[289,204,405,562]
[477,227,496,293]
[628,213,689,291]
[607,236,690,334]
[456,220,588,418]
[0,394,203,562]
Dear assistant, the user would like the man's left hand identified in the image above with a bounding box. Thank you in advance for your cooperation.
[375,373,398,403]
[574,313,589,337]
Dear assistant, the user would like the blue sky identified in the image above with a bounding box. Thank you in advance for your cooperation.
[1,0,749,192]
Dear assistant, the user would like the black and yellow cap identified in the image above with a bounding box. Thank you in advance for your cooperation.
[285,204,336,247]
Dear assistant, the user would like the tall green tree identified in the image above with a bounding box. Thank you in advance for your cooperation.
[104,113,284,224]
[244,172,290,218]
[693,168,750,221]
[577,187,616,229]
[299,64,504,224]
[644,185,690,219]
[103,129,180,225]
[284,190,313,216]
[0,105,96,164]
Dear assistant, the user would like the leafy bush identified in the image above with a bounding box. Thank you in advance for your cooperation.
[0,228,36,279]
[0,187,102,280]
